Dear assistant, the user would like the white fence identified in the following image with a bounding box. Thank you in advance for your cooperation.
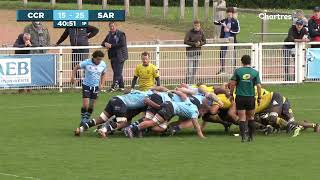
[0,42,319,92]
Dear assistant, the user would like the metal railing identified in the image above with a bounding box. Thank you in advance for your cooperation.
[1,42,319,92]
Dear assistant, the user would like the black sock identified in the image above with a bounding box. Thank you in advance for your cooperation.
[131,125,140,135]
[239,121,248,139]
[248,120,255,138]
[83,119,96,130]
[106,121,117,132]
[174,125,181,132]
[81,107,87,119]
[87,108,93,118]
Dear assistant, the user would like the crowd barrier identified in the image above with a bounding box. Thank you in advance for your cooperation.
[0,42,319,92]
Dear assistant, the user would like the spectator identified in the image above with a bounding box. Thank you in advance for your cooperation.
[284,19,309,81]
[214,7,240,74]
[24,21,50,54]
[13,33,32,93]
[55,25,99,86]
[308,6,320,48]
[184,20,206,84]
[13,33,32,54]
[131,51,160,91]
[101,22,128,91]
[292,10,308,28]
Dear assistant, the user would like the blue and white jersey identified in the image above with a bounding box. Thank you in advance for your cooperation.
[193,93,206,104]
[117,90,153,109]
[157,92,172,102]
[172,98,199,119]
[80,59,107,87]
[171,93,183,102]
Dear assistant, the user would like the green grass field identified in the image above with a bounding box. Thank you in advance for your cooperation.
[0,0,313,42]
[0,83,320,180]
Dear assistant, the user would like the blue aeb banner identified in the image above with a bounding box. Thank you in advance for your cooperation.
[306,49,320,78]
[0,55,56,88]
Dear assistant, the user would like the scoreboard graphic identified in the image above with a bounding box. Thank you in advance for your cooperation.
[16,10,125,28]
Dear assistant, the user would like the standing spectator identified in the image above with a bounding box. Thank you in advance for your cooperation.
[101,22,128,91]
[214,7,240,74]
[184,20,206,84]
[229,55,262,143]
[308,6,320,48]
[55,25,99,86]
[284,19,309,81]
[13,33,32,54]
[131,52,160,91]
[292,10,308,28]
[24,21,50,54]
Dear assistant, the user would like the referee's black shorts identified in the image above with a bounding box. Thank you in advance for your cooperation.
[235,96,256,111]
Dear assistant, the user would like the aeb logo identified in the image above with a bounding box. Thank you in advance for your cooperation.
[0,58,31,85]
[0,60,30,76]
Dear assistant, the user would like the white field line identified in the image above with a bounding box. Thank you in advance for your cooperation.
[0,172,40,180]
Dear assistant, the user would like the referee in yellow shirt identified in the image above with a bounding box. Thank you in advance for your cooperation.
[131,51,160,91]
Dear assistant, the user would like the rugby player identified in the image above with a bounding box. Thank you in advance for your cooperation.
[71,50,107,125]
[256,92,320,134]
[131,51,160,91]
[167,86,224,135]
[74,89,153,137]
[125,90,206,138]
[229,55,262,142]
[125,86,173,136]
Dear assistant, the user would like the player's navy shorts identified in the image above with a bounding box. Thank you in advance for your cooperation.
[270,92,283,109]
[157,101,175,122]
[282,98,293,121]
[82,84,99,99]
[105,97,127,117]
[127,107,146,121]
[235,96,255,111]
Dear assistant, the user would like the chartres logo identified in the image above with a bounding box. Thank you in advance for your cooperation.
[258,13,292,20]
[0,58,31,85]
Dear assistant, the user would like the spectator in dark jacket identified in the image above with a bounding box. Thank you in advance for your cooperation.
[184,20,206,84]
[14,33,32,54]
[214,7,240,74]
[24,21,50,54]
[101,22,128,91]
[308,6,320,48]
[55,25,99,86]
[283,19,309,81]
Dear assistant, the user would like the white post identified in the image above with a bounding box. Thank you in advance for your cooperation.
[51,0,56,7]
[163,0,168,18]
[102,0,107,10]
[23,0,28,6]
[205,0,209,20]
[77,0,82,10]
[193,0,198,20]
[180,0,185,20]
[155,44,160,68]
[59,48,63,93]
[145,0,150,17]
[296,42,306,83]
[125,0,130,17]
[258,43,263,83]
[252,43,259,70]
